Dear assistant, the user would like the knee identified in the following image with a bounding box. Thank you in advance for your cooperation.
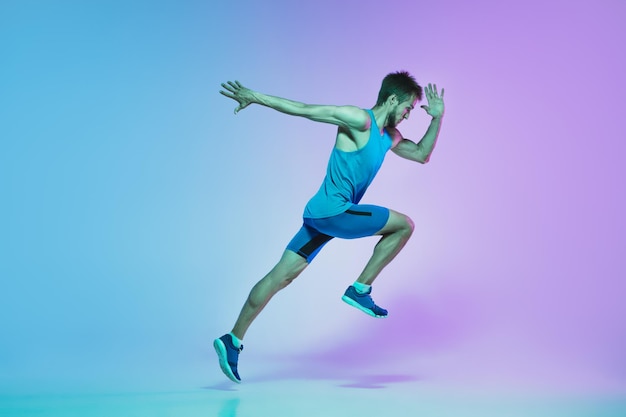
[274,261,307,289]
[402,214,415,236]
[275,272,299,291]
[280,265,305,287]
[263,251,308,291]
[279,275,297,289]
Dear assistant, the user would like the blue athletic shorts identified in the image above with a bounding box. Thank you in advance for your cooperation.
[286,204,390,263]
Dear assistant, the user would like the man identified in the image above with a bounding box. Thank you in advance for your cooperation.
[214,71,445,383]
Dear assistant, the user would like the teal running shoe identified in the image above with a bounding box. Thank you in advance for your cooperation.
[341,285,388,318]
[214,334,243,383]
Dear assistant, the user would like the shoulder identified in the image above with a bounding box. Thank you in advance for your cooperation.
[385,126,404,147]
[335,106,371,131]
[307,105,370,131]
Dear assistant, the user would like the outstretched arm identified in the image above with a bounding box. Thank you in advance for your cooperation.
[391,83,445,164]
[219,81,369,131]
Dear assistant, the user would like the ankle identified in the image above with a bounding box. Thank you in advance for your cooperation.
[352,281,371,294]
[229,332,243,348]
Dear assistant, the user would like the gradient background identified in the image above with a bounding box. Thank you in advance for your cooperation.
[1,0,625,404]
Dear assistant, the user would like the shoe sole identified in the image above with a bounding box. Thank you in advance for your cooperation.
[341,295,388,318]
[213,338,242,384]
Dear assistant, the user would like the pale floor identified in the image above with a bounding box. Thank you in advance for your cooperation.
[2,381,625,417]
[2,355,625,417]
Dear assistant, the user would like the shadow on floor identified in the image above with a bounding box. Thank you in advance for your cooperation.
[206,288,476,390]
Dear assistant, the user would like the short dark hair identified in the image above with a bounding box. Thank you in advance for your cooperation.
[376,71,422,106]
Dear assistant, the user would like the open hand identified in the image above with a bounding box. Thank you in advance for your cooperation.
[220,81,254,114]
[420,83,445,119]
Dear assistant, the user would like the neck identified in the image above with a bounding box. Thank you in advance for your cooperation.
[370,104,391,131]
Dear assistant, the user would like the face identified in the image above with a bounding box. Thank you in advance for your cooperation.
[388,94,419,127]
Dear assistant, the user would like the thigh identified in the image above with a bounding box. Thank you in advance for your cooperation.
[286,223,334,263]
[306,204,390,239]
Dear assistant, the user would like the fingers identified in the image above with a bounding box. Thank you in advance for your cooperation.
[220,80,249,115]
[220,80,243,106]
[219,90,236,100]
[221,80,244,93]
[424,83,432,99]
[221,82,237,94]
[424,83,445,100]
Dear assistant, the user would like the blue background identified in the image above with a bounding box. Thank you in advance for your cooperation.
[1,0,625,398]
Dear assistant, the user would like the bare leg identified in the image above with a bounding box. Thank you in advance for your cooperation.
[231,250,308,340]
[355,210,414,286]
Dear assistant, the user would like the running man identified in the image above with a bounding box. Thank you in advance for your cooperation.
[214,71,445,383]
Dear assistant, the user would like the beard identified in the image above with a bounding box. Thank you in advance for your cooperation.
[388,112,399,127]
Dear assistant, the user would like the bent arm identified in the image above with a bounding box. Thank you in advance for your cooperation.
[391,116,443,164]
[391,83,445,164]
[220,81,369,131]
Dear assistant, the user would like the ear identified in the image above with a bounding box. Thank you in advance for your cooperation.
[386,94,398,106]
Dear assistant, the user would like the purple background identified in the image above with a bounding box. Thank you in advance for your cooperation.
[1,0,625,397]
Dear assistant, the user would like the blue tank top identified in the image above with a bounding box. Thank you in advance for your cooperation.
[304,109,392,218]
